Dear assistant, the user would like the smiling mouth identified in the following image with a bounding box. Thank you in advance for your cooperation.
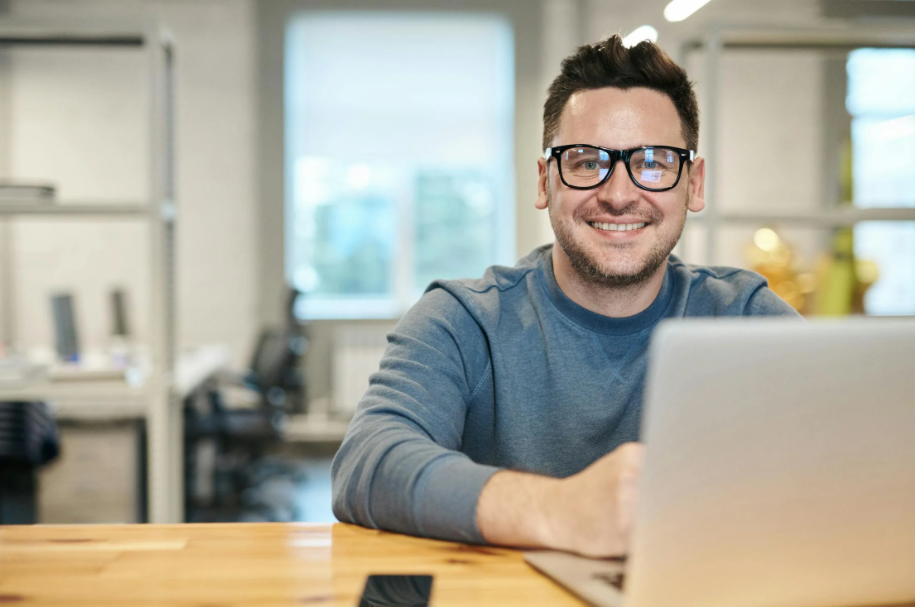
[588,221,648,232]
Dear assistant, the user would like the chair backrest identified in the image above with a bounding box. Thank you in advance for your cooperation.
[246,286,309,413]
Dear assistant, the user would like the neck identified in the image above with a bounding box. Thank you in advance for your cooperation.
[551,246,667,318]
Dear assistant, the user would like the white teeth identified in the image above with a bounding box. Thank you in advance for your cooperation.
[590,222,647,232]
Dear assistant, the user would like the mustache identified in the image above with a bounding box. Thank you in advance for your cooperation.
[574,201,663,224]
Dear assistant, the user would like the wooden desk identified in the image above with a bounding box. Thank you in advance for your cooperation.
[0,522,584,606]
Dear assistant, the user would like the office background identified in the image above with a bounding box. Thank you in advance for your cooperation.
[0,0,912,524]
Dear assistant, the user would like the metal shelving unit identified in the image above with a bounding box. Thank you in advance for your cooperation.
[0,22,179,523]
[0,203,151,217]
[680,24,915,263]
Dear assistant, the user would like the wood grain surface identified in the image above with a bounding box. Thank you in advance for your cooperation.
[0,522,585,606]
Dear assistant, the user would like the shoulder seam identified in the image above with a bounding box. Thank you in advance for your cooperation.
[426,285,495,404]
[671,257,751,281]
[743,283,763,314]
[460,264,541,296]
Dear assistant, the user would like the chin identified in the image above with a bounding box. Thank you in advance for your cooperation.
[599,262,664,287]
[571,250,667,288]
[593,256,646,277]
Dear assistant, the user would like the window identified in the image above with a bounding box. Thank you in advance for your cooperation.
[847,48,915,315]
[285,13,515,319]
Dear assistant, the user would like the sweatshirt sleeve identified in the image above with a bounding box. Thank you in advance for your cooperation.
[330,287,501,544]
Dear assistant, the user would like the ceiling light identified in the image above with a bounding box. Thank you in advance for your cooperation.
[664,0,714,22]
[622,25,659,47]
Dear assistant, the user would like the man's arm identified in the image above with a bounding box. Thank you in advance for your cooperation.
[476,442,645,558]
[331,288,500,543]
[332,287,646,554]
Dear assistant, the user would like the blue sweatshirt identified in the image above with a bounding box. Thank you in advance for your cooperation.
[331,245,799,543]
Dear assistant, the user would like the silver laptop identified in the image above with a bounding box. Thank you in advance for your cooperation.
[526,318,915,607]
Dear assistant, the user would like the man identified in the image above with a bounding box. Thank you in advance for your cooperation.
[331,35,799,558]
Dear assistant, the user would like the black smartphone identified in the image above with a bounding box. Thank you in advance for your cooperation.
[358,574,434,607]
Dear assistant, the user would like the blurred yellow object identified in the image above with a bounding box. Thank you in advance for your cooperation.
[815,228,856,316]
[746,226,879,316]
[753,227,781,253]
[746,226,809,312]
[853,259,879,314]
[813,228,879,316]
[856,260,879,285]
[839,135,853,204]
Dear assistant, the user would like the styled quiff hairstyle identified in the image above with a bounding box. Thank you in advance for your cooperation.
[542,35,699,153]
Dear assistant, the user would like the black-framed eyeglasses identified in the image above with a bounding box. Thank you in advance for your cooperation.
[545,144,696,192]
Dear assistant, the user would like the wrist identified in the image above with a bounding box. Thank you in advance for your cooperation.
[476,470,566,550]
[535,475,569,550]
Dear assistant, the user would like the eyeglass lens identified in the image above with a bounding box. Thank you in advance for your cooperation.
[559,146,682,190]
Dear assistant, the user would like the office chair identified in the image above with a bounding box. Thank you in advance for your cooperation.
[184,287,309,522]
[0,401,59,524]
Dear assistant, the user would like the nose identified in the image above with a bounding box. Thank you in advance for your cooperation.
[596,159,640,208]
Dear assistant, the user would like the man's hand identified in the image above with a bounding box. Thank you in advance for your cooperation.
[546,442,645,557]
[476,442,645,558]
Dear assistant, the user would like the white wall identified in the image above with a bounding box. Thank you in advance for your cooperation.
[1,0,258,365]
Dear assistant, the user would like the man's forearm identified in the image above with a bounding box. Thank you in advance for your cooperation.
[333,425,500,543]
[475,469,565,549]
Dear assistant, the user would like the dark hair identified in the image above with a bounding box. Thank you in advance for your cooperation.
[542,35,699,152]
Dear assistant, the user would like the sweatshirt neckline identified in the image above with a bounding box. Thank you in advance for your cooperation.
[538,246,674,336]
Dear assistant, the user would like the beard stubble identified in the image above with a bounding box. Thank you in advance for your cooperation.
[547,190,689,289]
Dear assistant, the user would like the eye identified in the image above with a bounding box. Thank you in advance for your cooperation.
[582,160,600,170]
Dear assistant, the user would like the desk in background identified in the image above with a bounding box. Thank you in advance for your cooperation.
[0,522,583,606]
[0,346,230,524]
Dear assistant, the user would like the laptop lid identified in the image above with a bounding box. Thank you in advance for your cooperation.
[625,318,915,607]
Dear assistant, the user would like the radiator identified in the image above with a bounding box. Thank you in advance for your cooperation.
[332,324,391,416]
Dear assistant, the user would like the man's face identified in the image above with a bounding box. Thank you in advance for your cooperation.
[536,87,705,288]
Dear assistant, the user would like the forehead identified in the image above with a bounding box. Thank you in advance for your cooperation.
[556,86,685,149]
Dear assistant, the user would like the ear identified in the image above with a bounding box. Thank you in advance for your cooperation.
[686,156,705,213]
[535,157,550,210]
